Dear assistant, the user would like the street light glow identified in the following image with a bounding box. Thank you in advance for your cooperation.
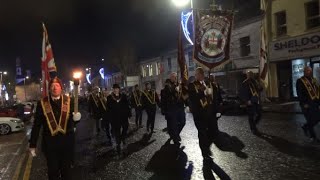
[73,72,82,79]
[3,72,7,75]
[172,0,190,7]
[26,76,29,79]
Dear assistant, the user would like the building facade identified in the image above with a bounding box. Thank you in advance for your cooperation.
[267,0,320,100]
[140,16,262,95]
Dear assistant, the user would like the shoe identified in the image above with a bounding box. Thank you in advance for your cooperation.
[251,129,260,136]
[302,125,309,137]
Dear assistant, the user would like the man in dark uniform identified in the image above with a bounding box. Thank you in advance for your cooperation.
[107,84,131,155]
[161,73,187,147]
[142,82,160,134]
[187,67,221,164]
[296,66,320,143]
[88,86,103,135]
[100,89,112,144]
[29,77,81,180]
[239,71,263,135]
[131,84,144,129]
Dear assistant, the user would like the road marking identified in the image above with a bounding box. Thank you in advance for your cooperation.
[0,136,26,180]
[12,152,26,180]
[23,154,33,180]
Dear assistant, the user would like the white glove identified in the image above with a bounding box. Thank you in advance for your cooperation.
[73,112,81,122]
[185,106,190,113]
[175,86,180,92]
[216,113,221,118]
[30,148,37,157]
[205,88,213,95]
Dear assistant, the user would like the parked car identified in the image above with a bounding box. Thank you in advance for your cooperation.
[0,117,24,135]
[0,107,18,118]
[221,89,247,115]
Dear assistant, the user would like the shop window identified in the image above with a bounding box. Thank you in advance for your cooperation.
[275,11,287,36]
[292,59,308,97]
[306,1,320,29]
[240,36,251,57]
[149,64,153,76]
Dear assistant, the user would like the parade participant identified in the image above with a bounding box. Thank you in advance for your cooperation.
[296,66,320,142]
[239,71,263,135]
[100,89,112,144]
[209,75,223,110]
[29,77,81,180]
[107,84,131,155]
[187,67,220,163]
[161,73,187,147]
[88,86,103,135]
[142,82,160,134]
[131,84,144,129]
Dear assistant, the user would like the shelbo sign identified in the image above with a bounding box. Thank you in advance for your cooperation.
[270,31,320,61]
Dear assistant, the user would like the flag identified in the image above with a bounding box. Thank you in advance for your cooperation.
[260,0,269,88]
[42,23,57,97]
[178,23,188,84]
[193,9,233,70]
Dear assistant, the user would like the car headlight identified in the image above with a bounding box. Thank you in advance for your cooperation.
[10,119,21,123]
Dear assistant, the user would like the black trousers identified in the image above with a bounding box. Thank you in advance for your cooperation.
[192,109,217,159]
[42,133,75,180]
[166,107,186,143]
[146,106,156,131]
[302,103,320,138]
[247,103,262,132]
[111,119,129,145]
[102,116,111,139]
[135,106,143,126]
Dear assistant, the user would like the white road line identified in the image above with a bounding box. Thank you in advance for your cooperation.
[0,136,27,180]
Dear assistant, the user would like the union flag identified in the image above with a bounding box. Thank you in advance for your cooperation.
[42,23,57,97]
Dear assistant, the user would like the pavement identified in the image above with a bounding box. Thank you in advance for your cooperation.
[1,102,320,180]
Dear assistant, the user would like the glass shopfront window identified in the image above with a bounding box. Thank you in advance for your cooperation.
[292,59,308,97]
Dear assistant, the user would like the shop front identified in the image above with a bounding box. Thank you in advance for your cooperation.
[269,31,320,100]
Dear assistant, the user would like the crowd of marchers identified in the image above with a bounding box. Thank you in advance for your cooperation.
[28,66,319,180]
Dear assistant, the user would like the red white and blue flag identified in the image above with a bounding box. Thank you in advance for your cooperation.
[42,23,57,97]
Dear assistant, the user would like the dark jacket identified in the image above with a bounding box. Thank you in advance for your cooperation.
[88,93,103,119]
[161,81,186,114]
[239,78,262,104]
[107,93,131,123]
[188,80,220,114]
[29,95,77,148]
[296,76,320,106]
[130,90,143,109]
[142,89,160,110]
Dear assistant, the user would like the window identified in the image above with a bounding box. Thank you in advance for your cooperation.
[156,62,161,75]
[306,1,320,29]
[149,64,153,76]
[239,36,250,57]
[275,11,287,36]
[168,58,172,70]
[142,66,147,77]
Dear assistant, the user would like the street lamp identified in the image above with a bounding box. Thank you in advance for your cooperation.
[24,76,29,101]
[73,71,82,113]
[172,0,192,7]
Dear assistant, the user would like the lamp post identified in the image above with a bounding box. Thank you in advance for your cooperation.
[24,76,29,101]
[73,71,82,113]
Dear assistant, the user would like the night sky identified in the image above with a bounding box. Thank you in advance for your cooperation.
[0,0,259,81]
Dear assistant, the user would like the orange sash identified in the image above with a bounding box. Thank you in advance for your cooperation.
[143,90,156,104]
[301,77,320,100]
[133,90,142,106]
[41,95,70,136]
